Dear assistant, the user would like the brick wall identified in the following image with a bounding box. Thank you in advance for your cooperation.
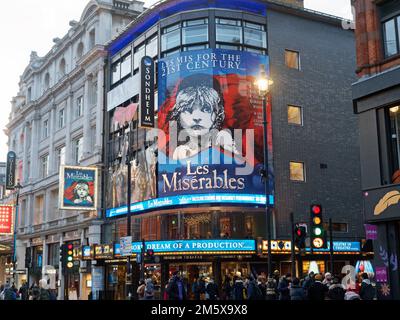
[353,0,400,77]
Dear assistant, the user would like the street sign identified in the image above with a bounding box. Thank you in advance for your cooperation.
[120,236,132,257]
[6,151,16,190]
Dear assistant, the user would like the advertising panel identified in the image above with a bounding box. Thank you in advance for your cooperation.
[0,205,14,235]
[59,166,98,211]
[106,49,273,218]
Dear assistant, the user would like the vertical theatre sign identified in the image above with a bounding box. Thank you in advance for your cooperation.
[6,151,16,190]
[140,56,155,128]
[59,166,98,211]
[0,205,14,235]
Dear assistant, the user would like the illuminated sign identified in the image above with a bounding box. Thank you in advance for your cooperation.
[82,246,93,260]
[94,245,113,259]
[6,151,16,190]
[306,241,360,252]
[106,193,269,218]
[113,239,256,257]
[140,56,155,128]
[0,206,14,235]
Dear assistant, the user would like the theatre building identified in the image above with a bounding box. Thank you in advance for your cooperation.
[352,0,400,299]
[91,0,366,299]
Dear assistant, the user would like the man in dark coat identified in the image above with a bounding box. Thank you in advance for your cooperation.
[308,274,328,301]
[232,276,245,300]
[327,278,345,300]
[167,272,186,300]
[205,278,219,300]
[277,274,291,300]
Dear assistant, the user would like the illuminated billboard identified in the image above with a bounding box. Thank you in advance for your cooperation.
[106,49,273,218]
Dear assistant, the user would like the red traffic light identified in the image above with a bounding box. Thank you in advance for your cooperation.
[146,249,154,256]
[296,229,302,237]
[311,205,321,214]
[67,244,73,250]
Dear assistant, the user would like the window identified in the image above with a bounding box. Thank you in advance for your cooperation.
[244,21,267,48]
[120,52,132,79]
[146,36,158,58]
[285,50,300,70]
[287,105,303,125]
[27,87,32,103]
[58,109,65,129]
[56,146,66,169]
[217,44,241,51]
[134,44,145,71]
[111,61,121,85]
[183,44,209,51]
[44,73,50,90]
[76,96,83,118]
[77,42,84,60]
[182,19,208,46]
[388,105,400,183]
[40,154,49,178]
[383,16,400,57]
[74,137,83,163]
[89,29,96,49]
[290,161,305,181]
[42,120,49,139]
[59,58,66,78]
[34,195,44,225]
[162,23,181,52]
[216,18,242,44]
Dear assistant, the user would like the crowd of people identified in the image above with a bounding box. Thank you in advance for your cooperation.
[0,279,57,301]
[138,270,378,301]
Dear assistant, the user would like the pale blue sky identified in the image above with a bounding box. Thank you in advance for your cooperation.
[0,0,352,161]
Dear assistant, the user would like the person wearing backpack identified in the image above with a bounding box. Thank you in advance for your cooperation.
[247,276,263,300]
[360,273,377,300]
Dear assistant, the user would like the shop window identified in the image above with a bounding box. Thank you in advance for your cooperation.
[285,49,300,70]
[287,105,303,125]
[290,161,305,182]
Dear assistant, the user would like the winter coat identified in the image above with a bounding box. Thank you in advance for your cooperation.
[290,285,305,301]
[233,280,245,300]
[277,277,290,301]
[258,282,266,299]
[327,284,345,300]
[308,281,328,301]
[39,288,50,300]
[206,282,219,300]
[266,279,277,300]
[4,288,17,301]
[167,276,186,300]
[247,280,263,300]
[144,280,154,300]
[222,280,232,300]
[360,279,376,300]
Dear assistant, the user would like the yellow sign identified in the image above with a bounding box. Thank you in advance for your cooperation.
[374,190,400,216]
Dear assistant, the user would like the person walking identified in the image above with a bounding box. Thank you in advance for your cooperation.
[247,275,263,300]
[257,276,266,300]
[232,276,245,300]
[290,278,305,301]
[277,274,291,301]
[37,279,51,300]
[360,273,377,300]
[144,278,155,300]
[327,277,345,300]
[323,272,333,288]
[167,271,186,300]
[3,283,17,301]
[19,282,29,300]
[222,275,232,300]
[205,278,219,300]
[266,276,278,300]
[302,271,315,297]
[308,274,328,301]
[137,280,146,300]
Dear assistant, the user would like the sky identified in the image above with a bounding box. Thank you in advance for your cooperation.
[0,0,352,162]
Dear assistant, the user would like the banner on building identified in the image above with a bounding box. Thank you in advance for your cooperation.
[0,205,14,235]
[140,56,155,128]
[6,151,16,190]
[59,166,98,211]
[157,49,272,201]
[364,224,378,240]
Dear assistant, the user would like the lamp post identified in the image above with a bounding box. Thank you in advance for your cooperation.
[255,64,273,278]
[13,180,23,286]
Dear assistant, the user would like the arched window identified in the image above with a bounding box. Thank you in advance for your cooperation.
[77,42,84,60]
[59,58,66,78]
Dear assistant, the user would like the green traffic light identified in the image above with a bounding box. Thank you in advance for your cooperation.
[314,227,322,236]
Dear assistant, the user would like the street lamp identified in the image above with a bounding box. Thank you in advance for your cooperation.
[255,64,273,278]
[13,180,23,286]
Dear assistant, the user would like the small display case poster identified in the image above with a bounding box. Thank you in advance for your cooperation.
[59,166,98,211]
[0,205,14,235]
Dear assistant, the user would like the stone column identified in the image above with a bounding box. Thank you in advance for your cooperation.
[44,188,52,223]
[82,75,92,158]
[95,65,104,154]
[22,123,29,184]
[41,238,47,278]
[65,89,73,165]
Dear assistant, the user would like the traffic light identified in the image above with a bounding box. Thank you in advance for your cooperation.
[60,244,66,269]
[60,244,74,270]
[294,224,307,249]
[310,204,327,249]
[146,249,155,263]
[66,244,74,269]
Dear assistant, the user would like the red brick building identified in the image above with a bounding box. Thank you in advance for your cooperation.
[352,0,400,299]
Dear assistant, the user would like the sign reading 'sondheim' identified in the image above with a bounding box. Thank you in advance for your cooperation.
[140,56,155,128]
[6,151,16,190]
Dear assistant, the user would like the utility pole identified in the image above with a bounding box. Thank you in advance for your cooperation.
[290,212,296,277]
[329,218,334,273]
[140,239,146,281]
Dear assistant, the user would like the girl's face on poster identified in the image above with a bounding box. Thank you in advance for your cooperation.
[76,184,89,198]
[177,86,219,138]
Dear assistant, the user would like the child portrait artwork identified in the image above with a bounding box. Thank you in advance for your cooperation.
[60,166,98,210]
